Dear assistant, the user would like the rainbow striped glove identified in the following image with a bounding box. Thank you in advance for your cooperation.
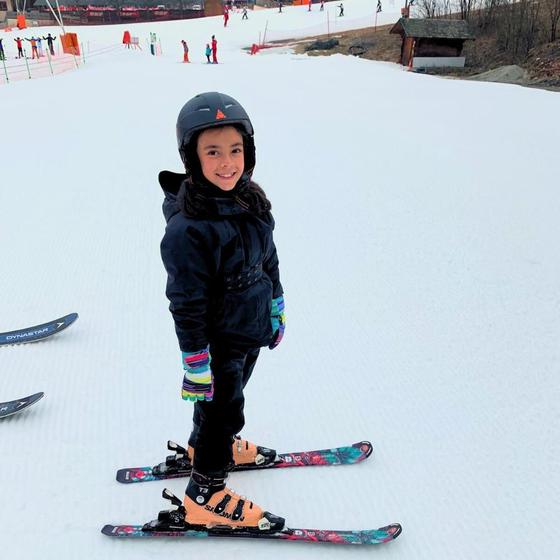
[269,295,285,350]
[181,347,213,402]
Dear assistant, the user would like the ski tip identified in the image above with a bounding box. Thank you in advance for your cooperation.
[101,524,114,535]
[385,523,402,540]
[354,441,373,459]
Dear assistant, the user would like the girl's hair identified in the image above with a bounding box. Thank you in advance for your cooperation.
[178,178,272,219]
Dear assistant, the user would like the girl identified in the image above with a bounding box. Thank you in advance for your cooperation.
[205,43,211,63]
[159,92,286,533]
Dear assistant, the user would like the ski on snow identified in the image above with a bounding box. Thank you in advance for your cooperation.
[0,313,78,346]
[0,392,44,419]
[117,440,373,484]
[102,489,401,546]
[102,523,401,545]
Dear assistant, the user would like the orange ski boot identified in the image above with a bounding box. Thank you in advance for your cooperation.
[187,436,278,469]
[183,470,285,532]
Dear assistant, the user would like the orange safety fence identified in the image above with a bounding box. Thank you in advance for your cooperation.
[16,15,27,29]
[61,33,80,56]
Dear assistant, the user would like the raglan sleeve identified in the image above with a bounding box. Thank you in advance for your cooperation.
[263,217,283,299]
[160,220,215,352]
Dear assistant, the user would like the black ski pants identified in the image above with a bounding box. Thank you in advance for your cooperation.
[188,345,260,474]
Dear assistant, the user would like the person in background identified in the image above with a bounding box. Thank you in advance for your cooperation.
[25,37,39,59]
[337,2,344,16]
[223,6,229,27]
[0,38,5,61]
[37,36,44,57]
[181,40,189,63]
[14,37,24,58]
[242,6,248,19]
[43,33,57,56]
[320,0,324,10]
[205,43,212,63]
[211,35,218,63]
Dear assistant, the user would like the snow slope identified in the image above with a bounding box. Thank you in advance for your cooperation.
[1,2,559,559]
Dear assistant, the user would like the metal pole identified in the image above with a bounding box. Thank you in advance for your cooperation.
[262,20,269,45]
[81,42,85,64]
[24,49,31,79]
[327,11,330,37]
[1,56,9,84]
[46,43,54,75]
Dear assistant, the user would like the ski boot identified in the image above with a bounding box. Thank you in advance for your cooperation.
[152,436,278,477]
[143,474,285,534]
[183,470,285,532]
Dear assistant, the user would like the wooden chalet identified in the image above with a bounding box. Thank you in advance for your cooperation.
[390,18,475,69]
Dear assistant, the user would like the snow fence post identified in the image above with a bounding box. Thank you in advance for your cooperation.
[1,56,9,84]
[81,43,85,64]
[46,45,54,76]
[24,50,31,79]
[262,19,269,46]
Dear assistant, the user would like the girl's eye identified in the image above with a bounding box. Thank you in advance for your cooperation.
[207,150,219,156]
[232,148,243,154]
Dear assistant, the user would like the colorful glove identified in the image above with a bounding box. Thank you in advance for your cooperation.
[181,347,213,402]
[269,295,285,349]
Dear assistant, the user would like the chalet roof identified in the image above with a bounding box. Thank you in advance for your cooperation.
[34,0,193,6]
[390,18,476,40]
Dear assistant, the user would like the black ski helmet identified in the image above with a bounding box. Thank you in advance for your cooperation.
[176,92,256,180]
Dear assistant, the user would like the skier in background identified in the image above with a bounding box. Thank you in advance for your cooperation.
[278,1,283,12]
[0,38,5,61]
[308,0,312,11]
[159,91,286,532]
[205,43,212,63]
[25,37,39,59]
[36,37,44,58]
[320,0,324,10]
[43,33,57,56]
[181,40,189,63]
[223,6,229,27]
[337,2,344,16]
[242,6,248,19]
[211,35,218,63]
[14,37,24,58]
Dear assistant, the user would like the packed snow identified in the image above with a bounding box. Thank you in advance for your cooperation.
[0,1,559,559]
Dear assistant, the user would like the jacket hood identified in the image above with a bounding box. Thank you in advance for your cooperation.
[159,171,185,223]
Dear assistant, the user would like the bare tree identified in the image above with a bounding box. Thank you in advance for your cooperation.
[544,0,560,41]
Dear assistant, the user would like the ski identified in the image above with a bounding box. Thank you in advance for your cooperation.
[0,392,44,419]
[102,488,401,545]
[102,523,401,545]
[0,313,78,346]
[116,440,373,484]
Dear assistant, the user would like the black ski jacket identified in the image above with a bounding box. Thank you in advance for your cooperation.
[159,171,282,352]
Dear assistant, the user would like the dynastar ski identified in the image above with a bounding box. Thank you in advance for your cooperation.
[117,440,373,484]
[102,489,401,545]
[0,392,44,419]
[0,313,78,346]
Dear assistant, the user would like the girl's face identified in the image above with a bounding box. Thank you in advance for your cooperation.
[196,126,245,191]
